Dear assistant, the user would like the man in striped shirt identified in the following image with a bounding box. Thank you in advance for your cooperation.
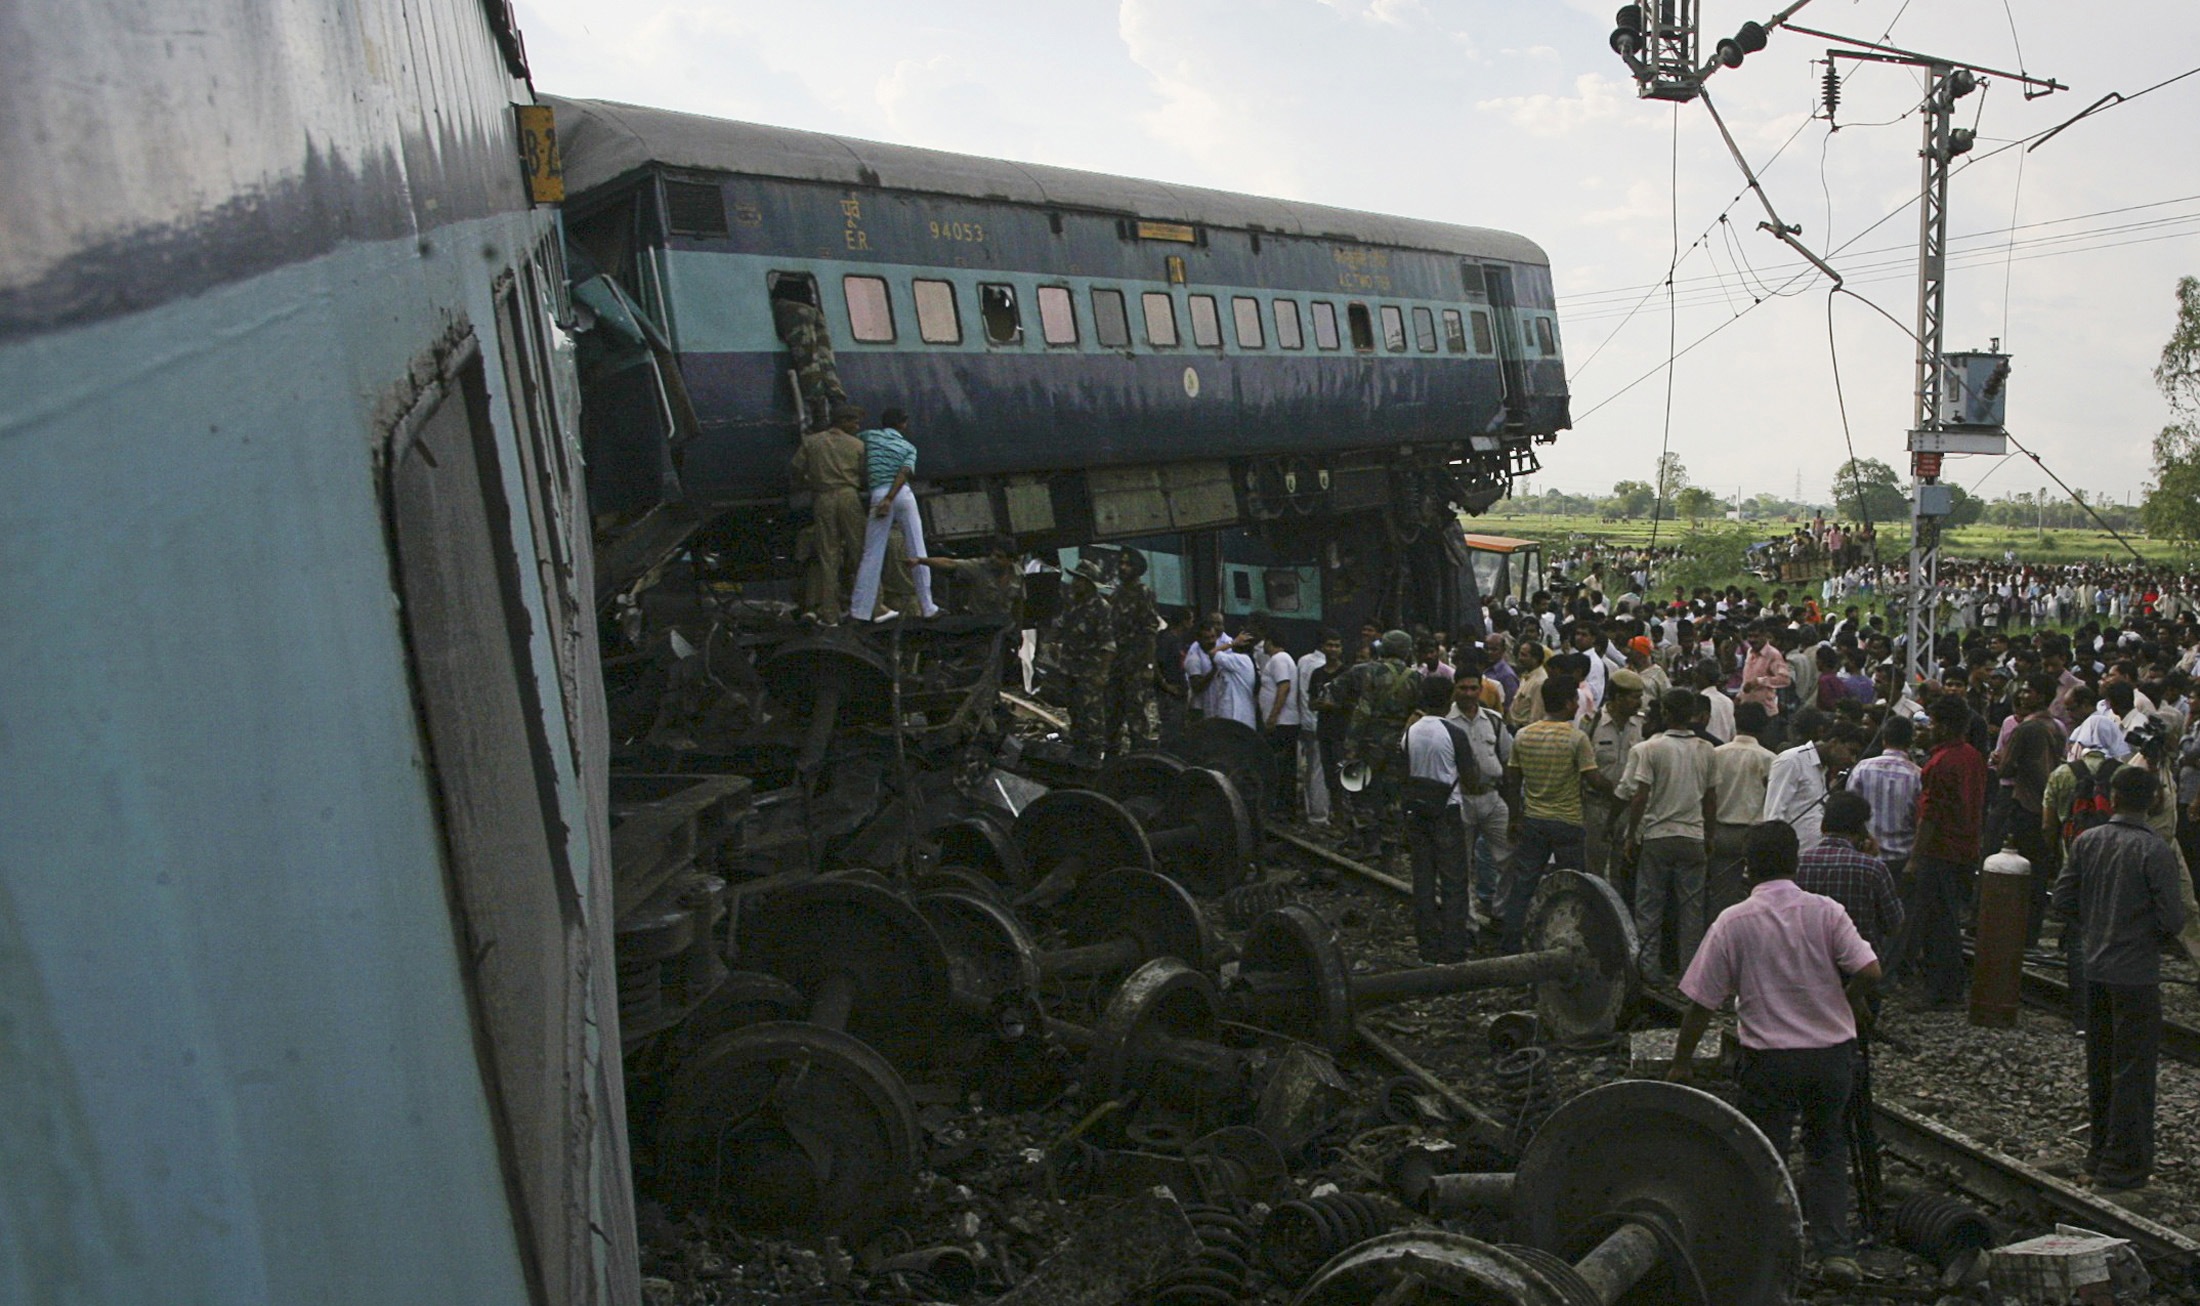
[848,407,939,621]
[1845,716,1922,881]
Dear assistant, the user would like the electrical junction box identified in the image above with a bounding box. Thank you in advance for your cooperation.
[1941,350,2011,428]
[1915,484,1955,518]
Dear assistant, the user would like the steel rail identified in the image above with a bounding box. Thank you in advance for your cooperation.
[1277,837,2199,1270]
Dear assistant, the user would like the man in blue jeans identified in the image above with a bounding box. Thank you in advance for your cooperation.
[1497,675,1606,952]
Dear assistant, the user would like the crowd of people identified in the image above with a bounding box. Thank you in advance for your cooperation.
[1131,563,2200,1279]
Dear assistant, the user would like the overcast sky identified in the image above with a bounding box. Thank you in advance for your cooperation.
[515,0,2199,507]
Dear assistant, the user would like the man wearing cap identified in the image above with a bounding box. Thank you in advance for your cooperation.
[1580,667,1646,891]
[1627,635,1670,700]
[1324,630,1418,862]
[788,404,869,620]
[1052,557,1117,760]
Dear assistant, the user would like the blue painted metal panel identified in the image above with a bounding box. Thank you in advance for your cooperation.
[676,344,1514,501]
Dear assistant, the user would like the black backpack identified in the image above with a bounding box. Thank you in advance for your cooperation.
[2061,757,2122,847]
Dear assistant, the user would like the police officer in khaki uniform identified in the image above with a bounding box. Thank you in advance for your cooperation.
[1580,667,1646,894]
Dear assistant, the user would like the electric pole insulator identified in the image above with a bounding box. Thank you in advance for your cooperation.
[1821,64,1840,121]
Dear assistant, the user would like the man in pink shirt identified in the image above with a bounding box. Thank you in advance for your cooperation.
[1737,621,1793,729]
[1669,821,1880,1281]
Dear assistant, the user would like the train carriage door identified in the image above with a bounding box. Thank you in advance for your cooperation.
[1475,263,1530,433]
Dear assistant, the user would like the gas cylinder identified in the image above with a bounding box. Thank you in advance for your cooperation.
[1969,838,2032,1028]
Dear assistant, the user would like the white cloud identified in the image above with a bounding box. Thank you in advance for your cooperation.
[1475,73,1639,137]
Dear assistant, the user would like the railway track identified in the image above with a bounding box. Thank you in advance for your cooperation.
[1964,945,2200,1067]
[1268,833,2200,1274]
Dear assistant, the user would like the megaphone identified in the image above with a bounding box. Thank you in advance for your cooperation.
[1340,760,1372,793]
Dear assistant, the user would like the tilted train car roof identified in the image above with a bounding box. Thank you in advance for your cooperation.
[546,96,1550,267]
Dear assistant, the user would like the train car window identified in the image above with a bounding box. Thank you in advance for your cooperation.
[1379,305,1407,353]
[768,271,820,308]
[1142,292,1180,348]
[979,284,1023,346]
[664,179,729,238]
[1470,308,1495,354]
[1038,286,1078,345]
[1274,299,1304,350]
[1345,304,1374,352]
[843,275,895,343]
[1536,316,1558,356]
[1441,309,1467,354]
[1311,301,1340,351]
[1188,295,1221,349]
[1412,307,1437,353]
[914,279,962,344]
[1093,289,1132,349]
[1232,297,1265,349]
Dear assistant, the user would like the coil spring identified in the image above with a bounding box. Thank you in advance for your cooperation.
[1258,1192,1391,1289]
[1150,1204,1256,1306]
[1889,1192,1995,1269]
[1219,879,1293,930]
[1493,1046,1556,1147]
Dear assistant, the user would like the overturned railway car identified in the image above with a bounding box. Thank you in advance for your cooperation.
[551,98,1570,636]
[2,3,636,1304]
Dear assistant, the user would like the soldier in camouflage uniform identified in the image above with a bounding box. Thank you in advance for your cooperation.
[1052,557,1117,762]
[1321,629,1418,862]
[1106,549,1161,754]
[771,295,848,423]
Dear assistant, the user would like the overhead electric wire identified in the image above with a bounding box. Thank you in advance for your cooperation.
[1558,193,2200,309]
[1572,33,2200,428]
[1826,290,1871,527]
[1562,209,2200,321]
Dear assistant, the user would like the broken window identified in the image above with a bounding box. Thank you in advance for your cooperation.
[979,283,1022,346]
[1347,303,1375,352]
[1441,309,1467,353]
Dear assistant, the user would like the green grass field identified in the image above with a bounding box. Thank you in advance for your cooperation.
[1472,511,2183,566]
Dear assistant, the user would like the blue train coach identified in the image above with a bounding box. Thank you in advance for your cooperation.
[2,2,637,1303]
[550,98,1570,637]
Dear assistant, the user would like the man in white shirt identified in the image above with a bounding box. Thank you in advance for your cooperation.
[1708,700,1778,916]
[1295,633,1338,824]
[1209,630,1258,729]
[1448,659,1515,928]
[1693,660,1737,743]
[1257,626,1301,818]
[1763,721,1867,851]
[1403,674,1474,961]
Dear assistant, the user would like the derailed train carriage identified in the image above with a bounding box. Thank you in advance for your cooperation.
[2,1,638,1303]
[547,97,1570,640]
